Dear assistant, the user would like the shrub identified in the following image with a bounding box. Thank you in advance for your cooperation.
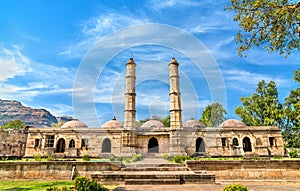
[82,154,90,161]
[74,176,108,191]
[222,183,249,191]
[46,186,70,191]
[47,155,54,161]
[173,155,192,163]
[132,154,143,162]
[273,154,283,159]
[33,154,42,161]
[162,154,171,160]
[289,149,299,158]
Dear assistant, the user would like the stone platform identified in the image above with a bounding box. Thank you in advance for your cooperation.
[92,157,215,185]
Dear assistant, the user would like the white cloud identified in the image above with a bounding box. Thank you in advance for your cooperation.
[60,12,150,59]
[148,0,202,10]
[0,45,32,81]
[223,69,289,92]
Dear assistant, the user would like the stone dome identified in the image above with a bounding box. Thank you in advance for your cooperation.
[220,119,245,128]
[101,117,123,129]
[183,118,206,128]
[61,119,88,129]
[139,118,164,129]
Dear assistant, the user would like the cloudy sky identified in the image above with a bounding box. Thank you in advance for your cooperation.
[0,0,299,127]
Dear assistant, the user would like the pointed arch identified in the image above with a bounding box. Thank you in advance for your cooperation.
[56,138,65,153]
[243,137,252,152]
[148,137,159,153]
[69,139,75,148]
[196,137,205,152]
[102,138,111,153]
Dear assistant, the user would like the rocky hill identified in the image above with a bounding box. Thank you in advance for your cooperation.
[0,99,72,127]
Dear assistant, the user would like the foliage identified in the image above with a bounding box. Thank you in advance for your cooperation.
[136,115,170,127]
[157,115,170,127]
[288,149,299,158]
[283,69,300,148]
[74,176,108,191]
[34,154,42,161]
[1,120,25,130]
[235,80,284,126]
[222,183,249,191]
[200,102,227,127]
[51,121,66,128]
[162,154,172,160]
[82,154,90,161]
[109,154,143,163]
[226,0,300,57]
[46,186,70,191]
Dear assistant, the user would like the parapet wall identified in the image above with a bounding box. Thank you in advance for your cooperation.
[186,160,300,180]
[0,161,122,180]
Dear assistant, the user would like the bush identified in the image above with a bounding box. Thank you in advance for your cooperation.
[289,149,299,158]
[273,154,283,159]
[33,154,42,161]
[222,183,249,191]
[74,176,108,191]
[82,154,90,161]
[46,186,70,191]
[173,155,192,163]
[162,154,171,160]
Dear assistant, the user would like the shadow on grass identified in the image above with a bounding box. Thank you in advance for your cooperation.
[1,188,31,191]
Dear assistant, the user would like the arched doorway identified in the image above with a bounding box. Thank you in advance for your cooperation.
[196,137,205,152]
[243,137,252,152]
[56,138,65,153]
[101,138,111,153]
[148,137,159,153]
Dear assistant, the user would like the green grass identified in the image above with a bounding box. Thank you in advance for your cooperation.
[0,180,74,191]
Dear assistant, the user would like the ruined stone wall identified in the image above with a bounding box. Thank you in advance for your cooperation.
[187,160,300,180]
[0,161,122,180]
[0,128,28,158]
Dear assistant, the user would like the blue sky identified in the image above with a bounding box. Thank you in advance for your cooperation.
[0,0,299,127]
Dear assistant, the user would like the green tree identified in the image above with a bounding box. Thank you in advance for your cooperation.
[235,80,284,126]
[157,115,170,127]
[200,102,227,127]
[283,69,300,147]
[1,120,26,130]
[226,0,300,57]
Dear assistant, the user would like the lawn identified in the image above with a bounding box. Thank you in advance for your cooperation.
[0,180,74,191]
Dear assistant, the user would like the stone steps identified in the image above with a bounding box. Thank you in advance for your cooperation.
[122,167,190,171]
[125,178,180,185]
[92,157,215,185]
[92,172,215,185]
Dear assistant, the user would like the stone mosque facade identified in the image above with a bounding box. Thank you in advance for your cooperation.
[23,58,284,158]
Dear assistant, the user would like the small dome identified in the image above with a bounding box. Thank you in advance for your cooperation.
[101,117,123,129]
[220,119,245,128]
[61,119,88,129]
[139,118,164,129]
[183,118,206,128]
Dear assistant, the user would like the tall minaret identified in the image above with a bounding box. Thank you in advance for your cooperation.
[169,57,182,130]
[124,58,136,130]
[122,58,137,151]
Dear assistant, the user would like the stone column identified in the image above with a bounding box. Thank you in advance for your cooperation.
[122,58,137,151]
[169,57,182,130]
[169,58,184,155]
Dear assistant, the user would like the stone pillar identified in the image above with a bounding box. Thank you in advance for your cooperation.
[169,58,182,130]
[122,58,137,152]
[169,58,184,155]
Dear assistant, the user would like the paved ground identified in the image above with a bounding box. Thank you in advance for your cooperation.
[114,181,300,191]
